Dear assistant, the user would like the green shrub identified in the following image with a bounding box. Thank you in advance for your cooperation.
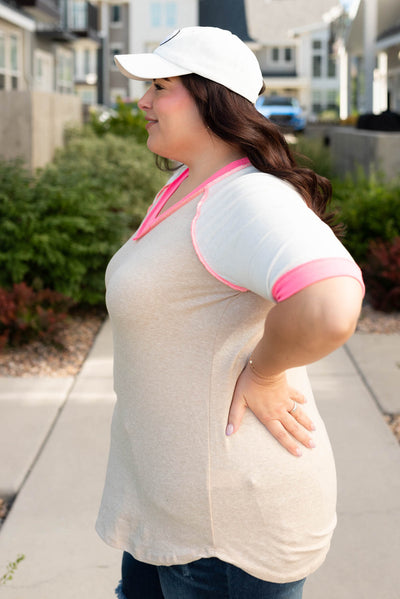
[0,160,36,284]
[293,138,400,311]
[0,132,167,305]
[89,99,148,143]
[331,174,400,264]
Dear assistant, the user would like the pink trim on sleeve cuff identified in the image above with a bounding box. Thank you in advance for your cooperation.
[272,257,365,302]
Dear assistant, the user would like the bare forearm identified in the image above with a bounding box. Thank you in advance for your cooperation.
[250,277,363,377]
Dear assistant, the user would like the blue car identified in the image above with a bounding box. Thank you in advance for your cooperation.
[256,95,306,132]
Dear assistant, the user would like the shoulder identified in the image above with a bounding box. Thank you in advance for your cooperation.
[210,167,307,214]
[199,167,316,234]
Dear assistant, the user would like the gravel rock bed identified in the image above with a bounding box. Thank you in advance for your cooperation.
[0,308,106,378]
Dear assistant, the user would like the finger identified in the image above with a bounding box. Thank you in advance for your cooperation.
[288,402,316,432]
[265,420,303,457]
[282,413,317,449]
[226,390,247,436]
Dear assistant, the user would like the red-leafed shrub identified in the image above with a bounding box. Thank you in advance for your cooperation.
[363,237,400,312]
[0,283,74,351]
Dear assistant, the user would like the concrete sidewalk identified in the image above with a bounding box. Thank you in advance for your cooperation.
[0,320,399,598]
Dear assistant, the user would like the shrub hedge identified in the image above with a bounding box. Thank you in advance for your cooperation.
[294,137,400,310]
[0,131,167,306]
[1,129,399,351]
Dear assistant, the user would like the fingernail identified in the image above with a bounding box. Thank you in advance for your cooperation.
[226,424,234,436]
[295,448,303,457]
[308,439,316,449]
[310,422,316,431]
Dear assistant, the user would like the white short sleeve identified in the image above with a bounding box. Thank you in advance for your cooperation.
[191,170,364,302]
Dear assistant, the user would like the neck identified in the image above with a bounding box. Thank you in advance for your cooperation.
[180,136,246,186]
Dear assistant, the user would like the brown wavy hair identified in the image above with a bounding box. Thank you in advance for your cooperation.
[166,74,337,232]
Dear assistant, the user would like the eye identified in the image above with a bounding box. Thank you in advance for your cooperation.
[153,82,164,91]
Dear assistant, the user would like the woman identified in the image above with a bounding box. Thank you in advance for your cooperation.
[96,27,364,599]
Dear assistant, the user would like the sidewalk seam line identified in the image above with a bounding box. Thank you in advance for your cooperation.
[12,377,77,500]
[344,342,385,415]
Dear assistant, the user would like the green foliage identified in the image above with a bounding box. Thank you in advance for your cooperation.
[0,160,36,283]
[0,554,25,585]
[293,136,334,180]
[293,137,400,312]
[331,174,400,264]
[0,131,167,305]
[89,99,148,143]
[0,283,72,349]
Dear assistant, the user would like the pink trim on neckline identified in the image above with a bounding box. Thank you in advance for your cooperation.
[191,190,248,292]
[133,157,251,240]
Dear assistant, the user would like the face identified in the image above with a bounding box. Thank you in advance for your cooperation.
[138,77,209,163]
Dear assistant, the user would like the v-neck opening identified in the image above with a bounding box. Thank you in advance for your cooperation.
[133,157,251,241]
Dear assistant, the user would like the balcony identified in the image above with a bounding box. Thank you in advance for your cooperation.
[68,2,100,42]
[16,0,60,24]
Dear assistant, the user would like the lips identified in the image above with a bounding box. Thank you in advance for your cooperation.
[145,117,158,130]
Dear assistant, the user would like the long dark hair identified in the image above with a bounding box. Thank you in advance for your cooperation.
[168,74,337,231]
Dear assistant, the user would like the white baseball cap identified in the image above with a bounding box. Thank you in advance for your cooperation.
[114,26,264,104]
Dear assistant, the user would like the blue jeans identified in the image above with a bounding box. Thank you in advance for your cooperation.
[116,552,306,599]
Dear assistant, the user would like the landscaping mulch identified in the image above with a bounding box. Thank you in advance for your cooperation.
[0,307,106,378]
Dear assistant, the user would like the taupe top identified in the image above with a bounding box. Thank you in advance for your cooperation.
[96,160,363,583]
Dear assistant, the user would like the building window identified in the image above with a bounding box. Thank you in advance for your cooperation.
[312,90,322,114]
[284,47,292,62]
[312,55,322,78]
[110,45,123,69]
[72,1,87,29]
[313,40,322,50]
[57,50,74,94]
[165,2,177,27]
[327,89,338,111]
[111,5,122,23]
[328,56,336,78]
[0,30,21,90]
[80,87,96,104]
[84,48,90,75]
[272,47,279,61]
[150,2,162,26]
[35,50,54,92]
[10,34,18,89]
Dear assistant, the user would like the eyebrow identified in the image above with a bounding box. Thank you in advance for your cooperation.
[153,78,171,82]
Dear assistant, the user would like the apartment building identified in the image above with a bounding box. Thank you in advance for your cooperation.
[246,0,342,119]
[0,0,83,168]
[0,0,40,92]
[345,0,400,115]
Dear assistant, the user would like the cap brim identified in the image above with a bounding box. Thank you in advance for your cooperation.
[114,53,191,81]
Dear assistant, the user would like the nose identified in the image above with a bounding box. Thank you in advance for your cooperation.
[138,86,153,111]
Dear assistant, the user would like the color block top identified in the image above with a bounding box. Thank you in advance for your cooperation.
[96,159,364,583]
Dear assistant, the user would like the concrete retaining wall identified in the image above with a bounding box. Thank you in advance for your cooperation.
[0,91,82,170]
[330,126,400,180]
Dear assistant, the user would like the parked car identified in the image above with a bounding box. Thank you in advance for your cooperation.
[256,95,306,132]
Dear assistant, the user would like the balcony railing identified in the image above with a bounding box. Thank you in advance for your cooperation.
[16,0,60,24]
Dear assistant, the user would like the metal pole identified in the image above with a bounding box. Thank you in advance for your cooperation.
[363,0,377,113]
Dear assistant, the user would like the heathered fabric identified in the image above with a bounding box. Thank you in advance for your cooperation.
[96,161,361,583]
